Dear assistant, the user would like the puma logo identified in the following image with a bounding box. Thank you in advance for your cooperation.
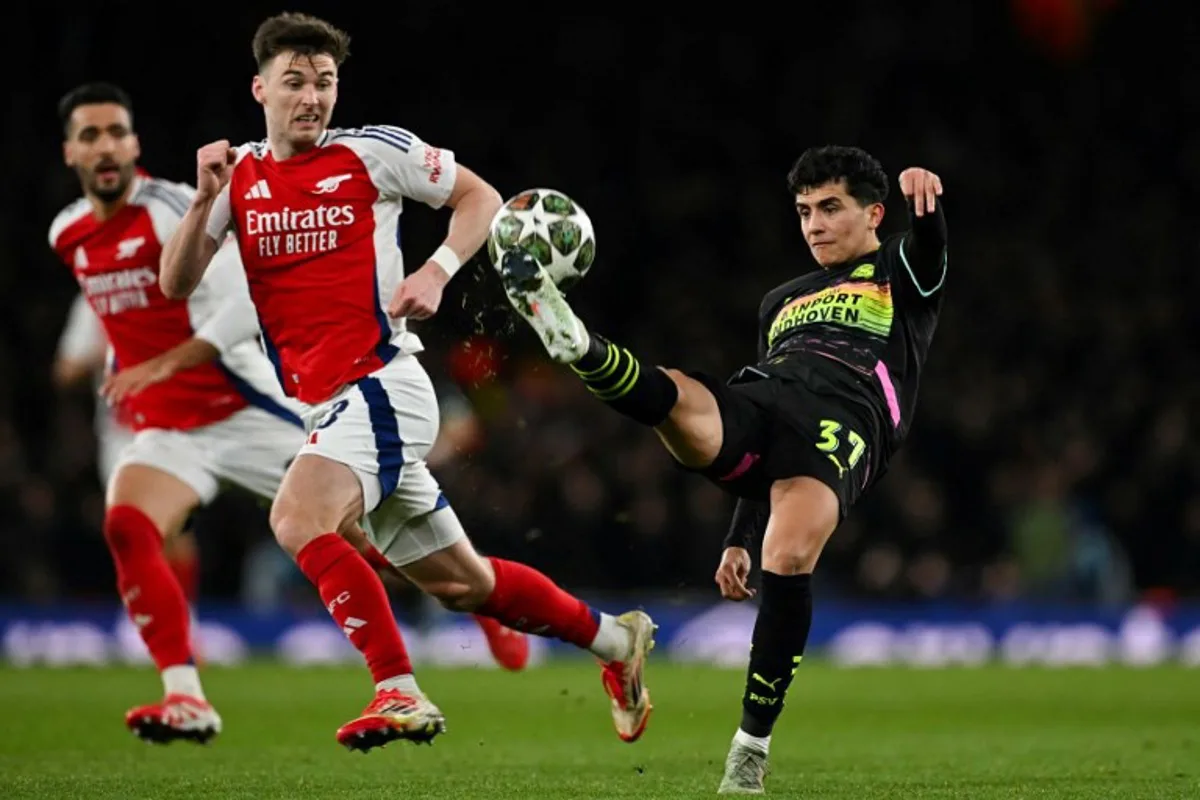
[826,453,847,478]
[751,673,781,691]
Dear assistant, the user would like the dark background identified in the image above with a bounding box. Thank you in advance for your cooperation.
[2,0,1196,607]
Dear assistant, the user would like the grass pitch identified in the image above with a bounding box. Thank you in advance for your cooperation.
[0,661,1196,798]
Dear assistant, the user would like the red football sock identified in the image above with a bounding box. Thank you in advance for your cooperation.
[165,548,199,603]
[103,505,193,671]
[478,558,599,648]
[295,533,413,682]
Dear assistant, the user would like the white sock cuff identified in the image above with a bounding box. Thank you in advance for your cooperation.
[734,728,771,754]
[162,664,204,700]
[376,674,421,695]
[588,612,632,663]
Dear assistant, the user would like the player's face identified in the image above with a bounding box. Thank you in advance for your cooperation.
[63,103,140,204]
[253,52,338,150]
[794,180,884,268]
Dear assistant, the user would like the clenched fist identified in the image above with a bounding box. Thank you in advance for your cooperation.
[388,261,450,320]
[196,140,237,200]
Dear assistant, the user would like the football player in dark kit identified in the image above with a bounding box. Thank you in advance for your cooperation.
[496,146,948,794]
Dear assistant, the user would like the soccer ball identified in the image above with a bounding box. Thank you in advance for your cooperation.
[487,188,596,291]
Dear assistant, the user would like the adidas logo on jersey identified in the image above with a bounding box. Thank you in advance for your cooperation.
[244,179,273,200]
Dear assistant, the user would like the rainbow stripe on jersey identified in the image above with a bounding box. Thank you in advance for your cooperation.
[766,280,893,348]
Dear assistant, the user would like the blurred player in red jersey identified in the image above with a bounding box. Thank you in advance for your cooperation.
[161,12,654,751]
[50,82,319,745]
[53,293,202,609]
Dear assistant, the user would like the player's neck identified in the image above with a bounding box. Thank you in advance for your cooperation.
[267,131,318,162]
[843,237,882,266]
[86,184,134,222]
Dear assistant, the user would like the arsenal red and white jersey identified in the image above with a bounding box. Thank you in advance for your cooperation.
[49,176,298,432]
[205,125,457,405]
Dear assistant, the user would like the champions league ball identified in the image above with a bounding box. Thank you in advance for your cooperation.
[487,188,596,291]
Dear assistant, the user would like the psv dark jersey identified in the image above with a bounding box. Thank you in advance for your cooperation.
[721,203,949,550]
[752,205,947,444]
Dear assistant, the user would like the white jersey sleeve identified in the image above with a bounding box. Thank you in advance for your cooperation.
[129,177,254,352]
[187,237,260,354]
[48,199,90,252]
[205,183,233,241]
[134,178,196,244]
[331,126,458,208]
[204,144,256,241]
[57,292,106,362]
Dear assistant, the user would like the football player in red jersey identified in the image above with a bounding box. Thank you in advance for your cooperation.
[162,13,655,751]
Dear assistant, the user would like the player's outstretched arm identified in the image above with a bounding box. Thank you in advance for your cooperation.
[437,165,504,274]
[715,498,769,601]
[897,167,948,295]
[387,165,502,320]
[161,140,238,299]
[104,243,258,405]
[99,338,220,405]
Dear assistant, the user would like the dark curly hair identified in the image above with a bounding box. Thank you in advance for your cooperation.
[57,82,132,137]
[786,145,888,207]
[252,12,351,71]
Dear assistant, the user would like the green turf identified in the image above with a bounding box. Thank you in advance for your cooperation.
[0,661,1196,798]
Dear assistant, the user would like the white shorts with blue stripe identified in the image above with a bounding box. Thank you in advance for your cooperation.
[115,404,306,505]
[296,353,466,566]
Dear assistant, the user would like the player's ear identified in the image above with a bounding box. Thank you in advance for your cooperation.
[62,139,74,168]
[131,133,141,162]
[251,74,266,105]
[868,202,885,230]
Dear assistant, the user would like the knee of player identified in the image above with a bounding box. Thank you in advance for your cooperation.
[760,529,828,575]
[660,368,718,426]
[269,501,324,557]
[660,368,690,400]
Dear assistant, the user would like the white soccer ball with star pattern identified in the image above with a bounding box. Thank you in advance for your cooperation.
[487,188,596,291]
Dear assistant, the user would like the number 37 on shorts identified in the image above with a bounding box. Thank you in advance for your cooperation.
[815,418,867,483]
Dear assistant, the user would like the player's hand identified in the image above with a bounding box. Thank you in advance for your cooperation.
[196,140,237,200]
[387,261,450,320]
[899,167,944,217]
[715,546,756,601]
[99,356,175,406]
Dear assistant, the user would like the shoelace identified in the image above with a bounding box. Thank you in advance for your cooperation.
[728,749,767,785]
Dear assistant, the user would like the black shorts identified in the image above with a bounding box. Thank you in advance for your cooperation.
[685,364,889,517]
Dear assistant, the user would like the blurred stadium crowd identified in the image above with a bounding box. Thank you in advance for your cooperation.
[1,0,1195,605]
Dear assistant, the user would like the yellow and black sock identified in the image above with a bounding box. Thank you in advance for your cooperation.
[570,332,678,426]
[740,572,813,737]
